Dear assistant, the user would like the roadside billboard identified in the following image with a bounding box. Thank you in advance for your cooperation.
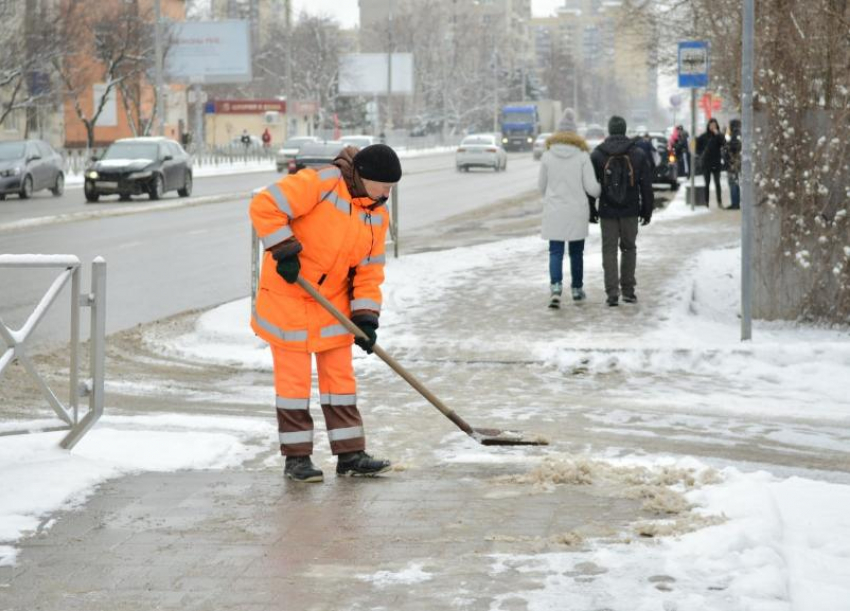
[338,53,414,95]
[165,21,252,84]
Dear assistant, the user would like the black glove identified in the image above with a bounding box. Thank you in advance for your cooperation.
[640,216,651,226]
[351,316,378,354]
[275,256,300,283]
[271,239,302,284]
[589,211,599,224]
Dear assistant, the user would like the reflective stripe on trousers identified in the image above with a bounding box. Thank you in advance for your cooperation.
[271,344,366,457]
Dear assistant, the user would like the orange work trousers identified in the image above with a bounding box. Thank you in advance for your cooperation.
[271,344,366,457]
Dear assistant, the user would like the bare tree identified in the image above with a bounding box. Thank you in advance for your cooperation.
[52,0,154,149]
[625,0,850,323]
[0,3,61,128]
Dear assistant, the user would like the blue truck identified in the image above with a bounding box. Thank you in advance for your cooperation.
[499,100,562,152]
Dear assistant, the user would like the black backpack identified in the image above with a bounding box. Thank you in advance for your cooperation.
[602,148,635,207]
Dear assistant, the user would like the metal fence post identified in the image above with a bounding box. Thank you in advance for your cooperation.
[61,257,107,450]
[391,184,399,258]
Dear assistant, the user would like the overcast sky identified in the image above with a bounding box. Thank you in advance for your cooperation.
[292,0,567,29]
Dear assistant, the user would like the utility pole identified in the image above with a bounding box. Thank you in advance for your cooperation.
[285,0,293,139]
[741,0,755,340]
[384,0,393,139]
[154,0,165,136]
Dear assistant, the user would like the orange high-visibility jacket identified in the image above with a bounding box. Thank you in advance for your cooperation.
[250,166,388,353]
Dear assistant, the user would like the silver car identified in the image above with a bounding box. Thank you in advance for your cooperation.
[532,132,552,160]
[455,134,508,172]
[340,135,379,149]
[275,136,319,172]
[0,140,65,200]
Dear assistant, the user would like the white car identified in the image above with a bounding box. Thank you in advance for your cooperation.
[275,136,320,172]
[455,134,508,172]
[584,124,607,151]
[340,135,380,149]
[532,132,552,160]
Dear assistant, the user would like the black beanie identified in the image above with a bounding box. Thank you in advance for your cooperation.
[608,115,627,136]
[353,144,402,183]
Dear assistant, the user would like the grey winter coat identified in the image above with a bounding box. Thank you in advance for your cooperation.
[538,132,601,242]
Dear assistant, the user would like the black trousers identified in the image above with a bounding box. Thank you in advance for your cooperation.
[703,168,722,205]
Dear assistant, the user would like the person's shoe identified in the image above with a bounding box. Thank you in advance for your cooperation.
[622,293,637,304]
[571,287,586,301]
[336,451,391,477]
[284,456,324,483]
[548,282,562,309]
[606,296,619,307]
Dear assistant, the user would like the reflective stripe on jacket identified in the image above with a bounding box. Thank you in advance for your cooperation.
[250,166,388,353]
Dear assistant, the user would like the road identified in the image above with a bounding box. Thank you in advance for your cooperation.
[0,151,542,346]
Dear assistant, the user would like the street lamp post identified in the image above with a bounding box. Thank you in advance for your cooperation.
[741,0,755,340]
[154,0,165,136]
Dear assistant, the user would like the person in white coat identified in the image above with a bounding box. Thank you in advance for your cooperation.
[538,109,601,308]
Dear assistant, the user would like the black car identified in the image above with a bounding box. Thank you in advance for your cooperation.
[649,135,679,190]
[0,139,65,200]
[84,137,192,202]
[288,141,345,174]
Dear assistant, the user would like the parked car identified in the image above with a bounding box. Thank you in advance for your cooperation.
[455,134,508,172]
[532,132,552,160]
[649,134,679,190]
[288,141,345,174]
[84,137,192,202]
[340,135,380,149]
[0,139,65,200]
[275,136,320,172]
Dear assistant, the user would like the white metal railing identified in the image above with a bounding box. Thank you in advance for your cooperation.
[0,255,106,449]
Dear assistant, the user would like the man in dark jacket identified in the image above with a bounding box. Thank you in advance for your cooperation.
[696,118,725,207]
[590,115,654,307]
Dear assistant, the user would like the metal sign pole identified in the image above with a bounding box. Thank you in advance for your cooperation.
[741,0,755,340]
[690,88,697,211]
[678,41,709,212]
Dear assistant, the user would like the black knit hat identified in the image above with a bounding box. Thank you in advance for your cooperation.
[608,115,627,136]
[353,144,402,183]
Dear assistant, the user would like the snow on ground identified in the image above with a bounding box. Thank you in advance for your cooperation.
[0,414,269,567]
[2,181,850,609]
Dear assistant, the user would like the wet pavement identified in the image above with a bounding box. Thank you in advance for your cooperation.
[3,190,849,610]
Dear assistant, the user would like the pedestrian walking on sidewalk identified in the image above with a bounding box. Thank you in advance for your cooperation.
[723,119,742,210]
[538,108,601,308]
[696,118,725,207]
[590,115,654,307]
[249,144,401,482]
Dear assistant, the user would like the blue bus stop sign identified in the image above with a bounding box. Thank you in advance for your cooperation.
[678,41,710,88]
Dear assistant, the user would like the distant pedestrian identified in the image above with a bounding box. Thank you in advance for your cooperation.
[723,119,742,210]
[538,108,601,308]
[262,128,272,149]
[590,115,654,307]
[696,118,725,207]
[635,133,658,172]
[240,129,252,150]
[674,125,690,177]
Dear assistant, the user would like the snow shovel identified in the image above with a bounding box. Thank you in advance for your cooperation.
[297,276,548,446]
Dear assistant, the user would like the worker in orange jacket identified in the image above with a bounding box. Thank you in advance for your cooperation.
[249,144,401,482]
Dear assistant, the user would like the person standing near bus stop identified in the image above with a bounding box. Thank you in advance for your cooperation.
[249,144,402,483]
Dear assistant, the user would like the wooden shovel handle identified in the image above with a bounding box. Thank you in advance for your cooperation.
[296,276,474,436]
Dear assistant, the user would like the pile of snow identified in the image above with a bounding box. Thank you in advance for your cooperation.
[0,414,268,567]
